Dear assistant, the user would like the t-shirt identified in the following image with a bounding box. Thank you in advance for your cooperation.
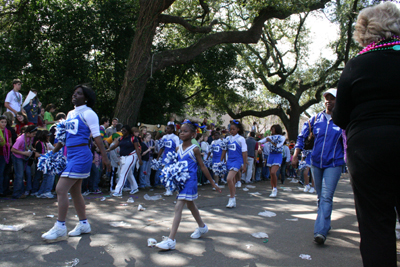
[5,90,23,114]
[44,111,54,130]
[12,134,33,159]
[141,142,150,161]
[15,122,34,135]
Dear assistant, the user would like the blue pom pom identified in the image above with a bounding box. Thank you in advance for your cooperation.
[156,139,165,149]
[212,162,227,177]
[203,159,212,169]
[159,159,189,192]
[37,151,67,175]
[151,158,161,170]
[55,120,67,144]
[298,161,307,171]
[221,139,229,150]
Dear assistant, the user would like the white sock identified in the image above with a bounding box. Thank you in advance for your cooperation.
[56,220,66,229]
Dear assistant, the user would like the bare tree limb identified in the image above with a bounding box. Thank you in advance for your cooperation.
[159,14,218,33]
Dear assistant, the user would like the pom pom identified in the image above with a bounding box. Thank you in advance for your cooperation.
[212,162,227,177]
[37,151,67,175]
[269,136,284,153]
[298,160,307,171]
[160,160,190,192]
[203,159,213,169]
[163,151,178,166]
[221,138,229,150]
[55,120,67,144]
[151,158,161,170]
[156,139,165,150]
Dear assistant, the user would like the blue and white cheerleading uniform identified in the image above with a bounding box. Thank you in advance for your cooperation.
[161,133,180,162]
[224,134,247,172]
[260,135,286,167]
[210,139,223,164]
[61,105,101,179]
[176,144,198,201]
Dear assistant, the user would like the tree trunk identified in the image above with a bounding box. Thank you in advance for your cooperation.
[114,1,165,125]
[287,108,301,141]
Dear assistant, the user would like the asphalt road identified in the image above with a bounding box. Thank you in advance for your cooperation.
[1,175,399,267]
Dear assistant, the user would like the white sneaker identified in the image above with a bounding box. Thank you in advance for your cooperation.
[226,197,236,208]
[190,224,208,239]
[235,181,242,188]
[68,222,91,236]
[82,191,90,196]
[269,189,277,198]
[156,238,176,250]
[122,187,131,192]
[212,188,216,191]
[303,184,310,193]
[221,180,227,184]
[42,223,67,242]
[309,187,315,194]
[112,192,122,197]
[164,189,173,196]
[130,188,139,195]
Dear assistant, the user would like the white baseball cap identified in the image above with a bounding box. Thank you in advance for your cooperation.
[323,88,337,98]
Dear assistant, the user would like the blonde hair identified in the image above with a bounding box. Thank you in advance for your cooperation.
[354,2,400,47]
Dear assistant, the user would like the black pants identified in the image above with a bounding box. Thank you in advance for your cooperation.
[347,126,400,267]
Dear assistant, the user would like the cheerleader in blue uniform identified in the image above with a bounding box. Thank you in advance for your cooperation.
[206,131,225,186]
[156,124,180,196]
[41,85,111,242]
[259,124,285,198]
[156,122,221,251]
[220,120,248,208]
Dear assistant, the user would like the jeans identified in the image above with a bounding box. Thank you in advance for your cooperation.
[255,167,262,181]
[32,164,41,194]
[154,168,162,186]
[12,155,31,198]
[91,163,101,191]
[37,171,55,195]
[311,165,342,237]
[138,160,150,188]
[277,161,287,183]
[0,156,7,194]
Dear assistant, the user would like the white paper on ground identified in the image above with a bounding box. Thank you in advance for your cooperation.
[249,192,261,196]
[251,232,269,239]
[299,254,312,260]
[258,211,277,217]
[0,224,24,231]
[127,197,135,203]
[109,221,132,227]
[144,194,162,201]
[245,244,253,249]
[286,218,298,221]
[246,185,256,188]
[242,188,249,191]
[65,258,79,267]
[147,238,157,247]
[138,204,146,211]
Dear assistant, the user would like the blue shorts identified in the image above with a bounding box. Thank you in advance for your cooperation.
[267,153,282,167]
[61,146,92,179]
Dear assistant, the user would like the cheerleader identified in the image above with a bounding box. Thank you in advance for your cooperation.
[155,122,221,250]
[206,131,225,186]
[41,85,110,242]
[259,125,285,198]
[220,120,248,208]
[156,124,180,196]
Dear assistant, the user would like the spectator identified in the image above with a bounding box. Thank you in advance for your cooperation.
[23,89,41,124]
[49,112,66,145]
[241,132,257,184]
[106,117,118,137]
[15,112,34,135]
[293,88,345,245]
[332,3,400,265]
[138,133,152,189]
[0,115,12,197]
[11,125,39,199]
[4,79,23,116]
[44,104,56,130]
[99,117,109,140]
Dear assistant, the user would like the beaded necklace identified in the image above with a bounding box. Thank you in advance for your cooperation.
[357,36,400,56]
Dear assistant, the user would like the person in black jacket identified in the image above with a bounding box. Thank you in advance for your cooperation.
[332,3,400,266]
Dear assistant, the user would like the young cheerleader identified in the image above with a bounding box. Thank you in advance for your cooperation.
[301,150,315,193]
[220,120,248,208]
[156,124,180,196]
[259,124,286,198]
[155,122,221,250]
[206,131,225,186]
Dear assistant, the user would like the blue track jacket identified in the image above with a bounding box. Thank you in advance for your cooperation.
[295,111,345,169]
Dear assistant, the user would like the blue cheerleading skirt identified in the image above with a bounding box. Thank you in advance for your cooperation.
[61,146,92,179]
[227,160,242,172]
[267,153,282,167]
[177,172,198,201]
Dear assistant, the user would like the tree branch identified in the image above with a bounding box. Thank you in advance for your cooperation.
[153,0,330,71]
[159,14,218,33]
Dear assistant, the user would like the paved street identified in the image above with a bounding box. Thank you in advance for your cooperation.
[0,175,399,266]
